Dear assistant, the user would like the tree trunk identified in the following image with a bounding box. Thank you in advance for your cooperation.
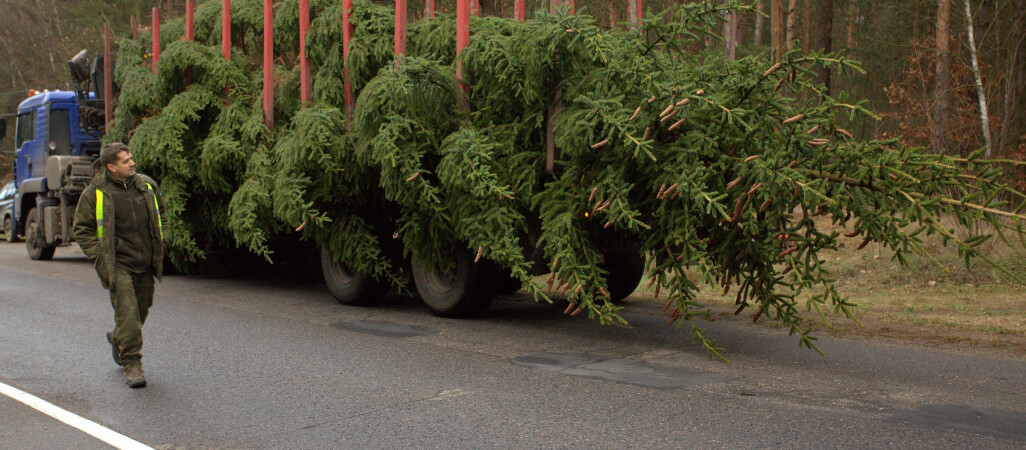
[998,0,1026,157]
[847,0,857,48]
[723,9,731,54]
[964,0,992,156]
[754,1,764,46]
[785,0,798,50]
[802,0,810,53]
[771,0,784,60]
[724,11,738,60]
[817,0,833,93]
[931,0,951,155]
[738,8,746,47]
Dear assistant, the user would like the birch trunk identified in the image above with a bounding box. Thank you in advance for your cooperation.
[963,0,992,156]
[723,9,731,54]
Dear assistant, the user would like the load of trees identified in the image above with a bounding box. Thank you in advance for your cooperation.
[106,0,1025,358]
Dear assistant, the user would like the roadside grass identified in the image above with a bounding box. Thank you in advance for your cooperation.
[629,217,1026,356]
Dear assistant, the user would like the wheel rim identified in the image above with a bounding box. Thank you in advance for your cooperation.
[27,220,39,249]
[422,263,458,296]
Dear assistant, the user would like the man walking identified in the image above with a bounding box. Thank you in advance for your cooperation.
[74,142,166,388]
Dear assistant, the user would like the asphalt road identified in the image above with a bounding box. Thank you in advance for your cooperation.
[1,241,1024,449]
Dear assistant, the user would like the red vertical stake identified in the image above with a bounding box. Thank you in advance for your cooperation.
[152,8,160,74]
[514,0,524,21]
[571,0,575,14]
[637,0,643,27]
[104,24,112,132]
[471,0,480,16]
[222,0,232,99]
[185,0,194,41]
[456,0,470,108]
[299,0,311,104]
[456,0,469,96]
[425,0,434,18]
[394,0,407,65]
[222,0,231,60]
[131,16,137,39]
[185,0,194,86]
[342,0,354,119]
[263,0,274,129]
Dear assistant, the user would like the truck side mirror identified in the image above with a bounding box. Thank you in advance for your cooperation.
[0,117,11,154]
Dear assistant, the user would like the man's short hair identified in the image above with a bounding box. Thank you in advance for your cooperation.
[100,142,130,168]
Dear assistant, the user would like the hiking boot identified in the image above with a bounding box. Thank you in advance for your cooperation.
[124,367,146,388]
[106,331,122,366]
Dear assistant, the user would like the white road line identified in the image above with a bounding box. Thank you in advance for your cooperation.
[0,380,153,450]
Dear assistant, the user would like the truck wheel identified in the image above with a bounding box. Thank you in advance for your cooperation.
[600,239,645,303]
[412,250,494,317]
[25,208,55,260]
[3,217,17,243]
[488,264,523,297]
[320,247,389,306]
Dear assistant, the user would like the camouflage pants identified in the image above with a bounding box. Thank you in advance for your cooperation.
[109,267,154,369]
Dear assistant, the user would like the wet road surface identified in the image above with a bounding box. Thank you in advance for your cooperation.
[1,242,1024,448]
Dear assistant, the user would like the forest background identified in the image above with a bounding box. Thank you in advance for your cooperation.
[0,0,1023,184]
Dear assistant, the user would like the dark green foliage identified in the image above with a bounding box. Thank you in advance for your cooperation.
[111,0,1026,358]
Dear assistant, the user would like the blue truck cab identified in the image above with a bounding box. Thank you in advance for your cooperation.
[1,90,102,259]
[0,49,110,260]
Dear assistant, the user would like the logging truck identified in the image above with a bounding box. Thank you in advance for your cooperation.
[0,1,646,319]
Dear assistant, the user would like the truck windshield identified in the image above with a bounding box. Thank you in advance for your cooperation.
[48,108,71,155]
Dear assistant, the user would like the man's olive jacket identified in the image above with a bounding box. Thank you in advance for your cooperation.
[73,170,167,289]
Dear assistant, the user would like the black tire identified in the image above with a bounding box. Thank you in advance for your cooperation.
[3,216,17,243]
[321,247,389,306]
[412,250,494,317]
[600,238,645,303]
[25,208,55,261]
[488,264,523,297]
